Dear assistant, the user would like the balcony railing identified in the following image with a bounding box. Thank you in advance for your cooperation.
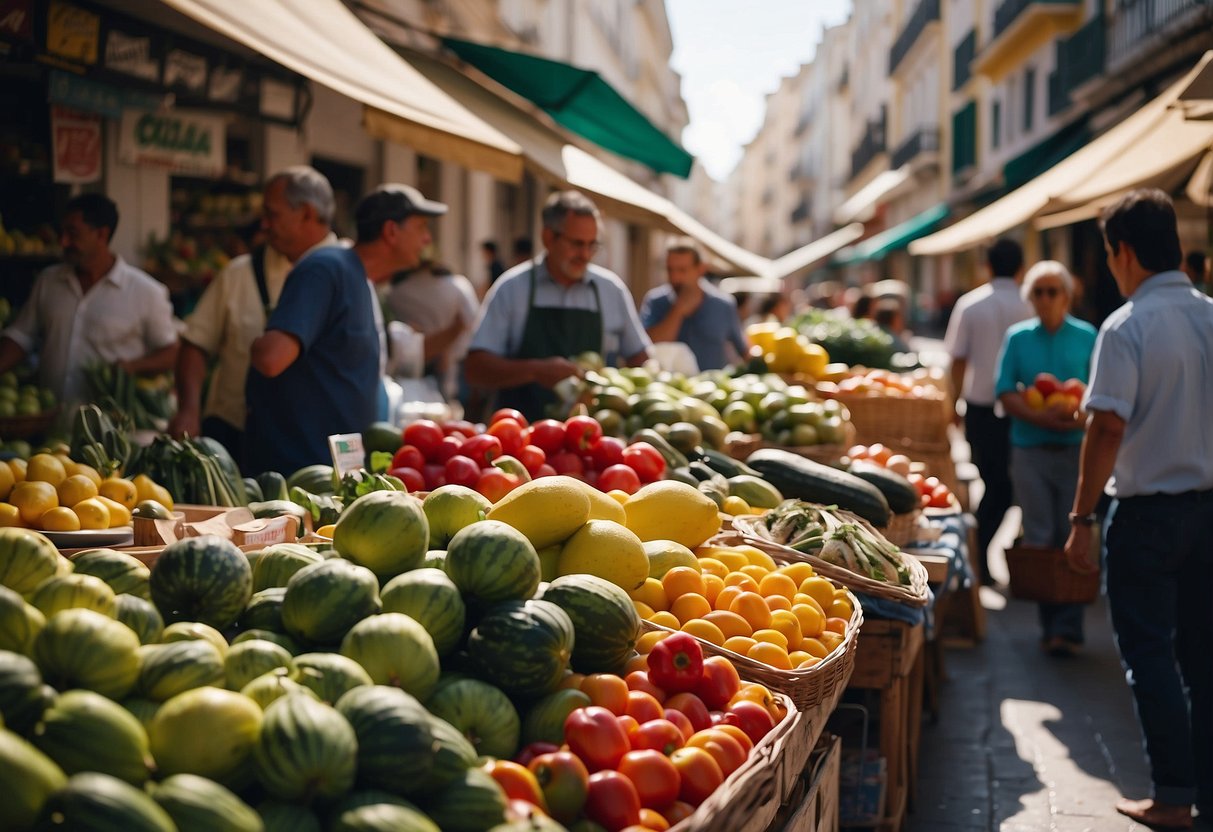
[790,199,810,224]
[890,128,941,169]
[1049,12,1105,114]
[1108,0,1209,69]
[993,0,1080,40]
[850,109,887,179]
[889,0,941,73]
[953,28,977,90]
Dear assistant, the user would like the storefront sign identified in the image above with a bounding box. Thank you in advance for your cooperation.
[46,0,98,65]
[119,109,225,176]
[104,28,159,82]
[164,48,207,93]
[208,65,243,103]
[51,105,102,184]
[49,70,163,120]
[0,0,33,41]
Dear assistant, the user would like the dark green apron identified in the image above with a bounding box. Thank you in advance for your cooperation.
[497,264,602,421]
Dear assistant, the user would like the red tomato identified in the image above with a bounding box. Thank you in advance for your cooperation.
[630,718,685,756]
[624,671,666,704]
[421,464,447,490]
[518,445,547,477]
[617,714,640,738]
[485,760,548,809]
[622,442,666,482]
[695,656,742,710]
[444,455,481,489]
[685,729,747,777]
[564,415,603,453]
[462,434,503,468]
[669,746,724,806]
[599,463,642,494]
[663,708,695,742]
[588,436,626,471]
[490,408,529,427]
[581,673,630,716]
[549,450,585,476]
[476,468,519,502]
[403,420,444,461]
[434,435,466,464]
[712,724,754,755]
[533,463,557,478]
[724,700,776,744]
[584,770,642,831]
[529,419,568,455]
[928,484,953,509]
[528,751,589,825]
[514,741,560,767]
[662,801,696,825]
[441,419,478,438]
[390,444,425,472]
[505,798,546,823]
[639,808,671,831]
[624,690,665,724]
[664,692,712,734]
[488,418,526,456]
[387,467,425,492]
[565,706,631,772]
[618,749,681,810]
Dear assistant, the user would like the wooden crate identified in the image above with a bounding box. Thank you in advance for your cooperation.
[849,620,924,690]
[770,734,842,832]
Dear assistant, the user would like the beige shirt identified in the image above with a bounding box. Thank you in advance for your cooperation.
[181,233,338,429]
[4,256,178,404]
[944,277,1032,407]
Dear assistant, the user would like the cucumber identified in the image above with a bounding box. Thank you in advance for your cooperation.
[846,462,921,515]
[666,467,700,488]
[726,475,783,509]
[702,449,758,480]
[629,429,689,470]
[747,448,891,526]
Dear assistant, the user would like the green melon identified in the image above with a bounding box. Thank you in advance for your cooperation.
[445,520,541,605]
[333,491,429,580]
[251,544,324,592]
[538,574,641,674]
[331,803,440,832]
[422,485,492,548]
[253,693,357,802]
[69,549,151,600]
[29,573,116,619]
[241,670,320,710]
[32,689,154,785]
[0,727,67,831]
[417,713,478,791]
[521,687,592,746]
[0,584,45,655]
[466,600,574,698]
[33,609,141,699]
[137,640,226,701]
[281,560,380,646]
[380,568,465,657]
[151,773,263,832]
[113,595,163,645]
[288,464,337,495]
[232,629,301,655]
[150,535,252,630]
[149,686,263,784]
[0,527,62,596]
[339,613,439,700]
[240,587,286,632]
[226,639,295,691]
[119,698,160,731]
[422,766,508,832]
[35,771,175,832]
[292,653,373,704]
[422,550,447,572]
[425,677,520,761]
[161,621,229,657]
[0,650,54,736]
[258,801,322,832]
[335,685,434,795]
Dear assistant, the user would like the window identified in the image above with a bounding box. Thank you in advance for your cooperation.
[992,100,1002,150]
[1024,68,1036,133]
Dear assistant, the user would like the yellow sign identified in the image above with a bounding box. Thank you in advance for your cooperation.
[46,1,99,65]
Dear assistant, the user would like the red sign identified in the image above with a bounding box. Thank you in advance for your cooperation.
[51,105,102,183]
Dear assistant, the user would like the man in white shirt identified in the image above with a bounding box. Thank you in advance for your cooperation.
[0,194,178,406]
[167,167,339,462]
[944,238,1032,584]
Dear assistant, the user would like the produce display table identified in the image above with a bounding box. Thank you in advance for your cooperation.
[768,734,842,832]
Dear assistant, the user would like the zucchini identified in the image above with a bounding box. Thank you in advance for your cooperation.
[702,448,759,479]
[630,429,690,470]
[846,462,921,515]
[726,475,784,509]
[666,467,700,488]
[746,448,891,526]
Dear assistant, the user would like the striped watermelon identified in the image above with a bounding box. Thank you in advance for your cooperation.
[232,629,301,655]
[425,677,520,760]
[281,560,380,647]
[240,587,286,633]
[539,574,641,674]
[251,544,324,592]
[137,640,226,701]
[339,613,440,700]
[241,670,320,710]
[466,600,574,698]
[161,621,229,657]
[332,491,429,580]
[33,609,141,699]
[331,803,439,832]
[417,713,478,792]
[113,595,164,645]
[225,639,294,691]
[151,773,262,832]
[380,568,465,657]
[445,521,541,605]
[37,771,175,832]
[521,687,592,746]
[0,650,54,736]
[150,536,252,630]
[258,801,322,832]
[0,727,67,830]
[292,653,373,705]
[335,685,434,795]
[0,527,63,596]
[29,573,116,619]
[119,698,160,731]
[32,689,154,785]
[253,694,357,801]
[149,687,263,783]
[69,549,151,600]
[422,766,508,832]
[0,584,45,655]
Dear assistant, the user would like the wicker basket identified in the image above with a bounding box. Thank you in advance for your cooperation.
[878,509,922,547]
[722,421,856,465]
[729,514,932,607]
[825,392,949,446]
[1005,546,1100,604]
[901,439,960,495]
[0,408,60,440]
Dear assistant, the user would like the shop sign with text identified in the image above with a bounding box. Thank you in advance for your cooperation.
[51,105,101,183]
[118,109,225,176]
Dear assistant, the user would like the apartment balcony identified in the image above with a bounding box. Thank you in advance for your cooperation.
[790,199,810,225]
[1048,13,1106,115]
[890,128,940,170]
[889,0,941,74]
[850,110,887,180]
[953,28,977,90]
[1108,0,1210,71]
[974,0,1083,82]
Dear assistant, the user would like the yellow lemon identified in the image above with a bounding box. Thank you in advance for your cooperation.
[57,474,98,507]
[38,506,80,532]
[99,478,139,511]
[8,458,27,483]
[72,498,111,531]
[580,481,626,524]
[147,482,174,512]
[315,524,337,538]
[557,519,648,591]
[487,476,591,549]
[72,464,103,487]
[26,454,66,487]
[10,481,58,526]
[799,576,838,611]
[131,474,160,504]
[0,503,26,528]
[608,489,631,506]
[722,496,751,516]
[624,481,719,548]
[95,496,131,528]
[0,462,13,500]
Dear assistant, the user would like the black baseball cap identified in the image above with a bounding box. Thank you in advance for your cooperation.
[355,183,448,227]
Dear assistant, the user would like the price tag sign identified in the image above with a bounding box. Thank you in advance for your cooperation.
[328,433,366,479]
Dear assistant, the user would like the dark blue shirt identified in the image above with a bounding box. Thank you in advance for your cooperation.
[245,247,380,475]
[639,280,747,371]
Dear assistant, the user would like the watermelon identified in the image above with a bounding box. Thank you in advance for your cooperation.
[339,613,440,700]
[466,600,574,698]
[0,584,45,655]
[29,573,116,619]
[281,560,380,646]
[225,639,295,691]
[69,549,151,600]
[288,464,336,495]
[240,588,287,633]
[251,544,324,592]
[0,650,54,736]
[521,688,592,746]
[331,803,439,832]
[259,801,322,832]
[232,629,301,655]
[161,621,229,657]
[292,653,374,704]
[242,670,320,710]
[421,550,447,572]
[119,698,160,731]
[137,640,226,701]
[253,693,358,802]
[422,485,492,548]
[335,685,434,795]
[149,686,263,783]
[36,771,175,831]
[34,609,141,699]
[113,595,163,645]
[422,766,508,832]
[151,773,263,832]
[417,713,478,792]
[538,574,641,674]
[0,527,62,596]
[32,689,153,785]
[445,521,541,605]
[425,677,520,760]
[333,491,429,580]
[150,536,253,630]
[0,727,67,830]
[380,569,465,657]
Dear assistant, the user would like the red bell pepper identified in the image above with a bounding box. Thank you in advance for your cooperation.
[648,631,704,693]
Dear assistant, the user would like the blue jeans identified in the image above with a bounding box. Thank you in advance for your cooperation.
[1105,490,1213,807]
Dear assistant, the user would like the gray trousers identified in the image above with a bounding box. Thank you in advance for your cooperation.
[1010,444,1085,643]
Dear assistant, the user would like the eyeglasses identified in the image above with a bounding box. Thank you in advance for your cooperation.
[1032,286,1062,298]
[555,233,601,254]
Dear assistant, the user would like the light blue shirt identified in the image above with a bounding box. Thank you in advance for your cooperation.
[1084,271,1213,497]
[468,256,650,365]
[639,279,747,371]
[995,315,1097,449]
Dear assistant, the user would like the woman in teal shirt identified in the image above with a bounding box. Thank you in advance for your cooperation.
[995,261,1097,656]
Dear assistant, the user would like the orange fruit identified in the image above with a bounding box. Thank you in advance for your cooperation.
[793,593,826,616]
[799,576,837,610]
[670,593,711,625]
[729,591,772,631]
[825,617,849,636]
[703,548,749,572]
[662,566,706,603]
[697,558,729,579]
[0,503,26,527]
[681,619,725,646]
[649,611,681,630]
[758,572,798,601]
[769,610,804,650]
[723,572,759,593]
[764,594,791,612]
[57,474,98,508]
[0,462,13,501]
[38,506,80,531]
[791,603,826,638]
[797,656,822,669]
[10,480,57,526]
[820,631,844,652]
[94,496,131,528]
[7,458,27,483]
[713,586,744,612]
[623,653,649,674]
[751,628,790,650]
[739,564,769,584]
[701,573,725,606]
[702,610,752,639]
[26,454,66,487]
[636,630,669,653]
[72,498,110,531]
[789,650,811,666]
[777,562,815,585]
[722,636,757,655]
[801,637,830,659]
[747,641,792,670]
[740,546,777,571]
[630,578,668,612]
[827,597,855,621]
[98,478,139,511]
[71,464,103,487]
[634,601,656,620]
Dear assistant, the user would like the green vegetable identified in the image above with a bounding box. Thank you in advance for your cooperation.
[289,486,343,528]
[126,436,246,507]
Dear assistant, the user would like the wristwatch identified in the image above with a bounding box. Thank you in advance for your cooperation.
[1068,512,1098,526]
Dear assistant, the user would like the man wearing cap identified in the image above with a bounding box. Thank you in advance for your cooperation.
[246,184,446,474]
[465,190,650,421]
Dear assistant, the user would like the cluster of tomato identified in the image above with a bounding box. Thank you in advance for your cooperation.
[387,410,667,501]
[486,634,782,831]
[846,443,955,510]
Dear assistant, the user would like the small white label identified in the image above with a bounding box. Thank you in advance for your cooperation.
[329,433,366,479]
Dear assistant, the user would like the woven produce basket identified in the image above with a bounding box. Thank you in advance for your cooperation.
[878,509,921,547]
[825,392,949,446]
[901,439,960,495]
[1005,546,1100,604]
[729,514,932,607]
[0,407,60,440]
[723,422,856,465]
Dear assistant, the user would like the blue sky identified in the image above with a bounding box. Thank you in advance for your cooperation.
[667,0,852,181]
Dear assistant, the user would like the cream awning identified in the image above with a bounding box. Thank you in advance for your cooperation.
[767,224,865,279]
[161,0,524,182]
[911,51,1213,255]
[833,166,912,225]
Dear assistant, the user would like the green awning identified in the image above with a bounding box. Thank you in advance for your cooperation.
[833,203,950,265]
[442,36,693,178]
[1003,117,1090,190]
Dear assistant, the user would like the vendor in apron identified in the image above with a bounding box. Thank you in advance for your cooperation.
[465,191,651,423]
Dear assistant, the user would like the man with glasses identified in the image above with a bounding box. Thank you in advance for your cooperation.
[465,190,650,421]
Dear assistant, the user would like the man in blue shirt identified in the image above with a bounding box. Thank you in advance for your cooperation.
[246,184,446,474]
[640,240,748,372]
